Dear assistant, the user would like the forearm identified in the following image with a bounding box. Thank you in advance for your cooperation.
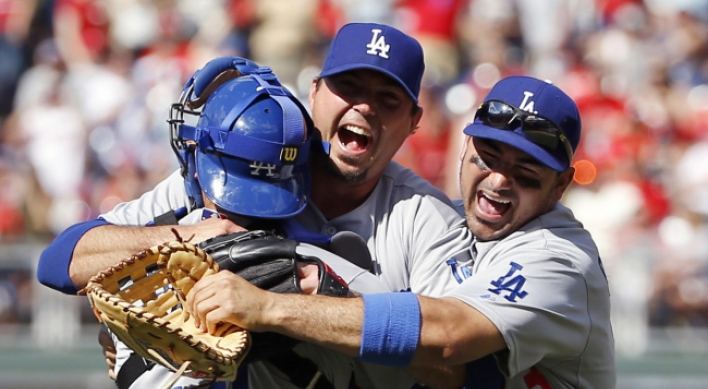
[190,278,504,371]
[411,296,505,366]
[68,223,222,288]
[260,293,504,366]
[262,293,364,357]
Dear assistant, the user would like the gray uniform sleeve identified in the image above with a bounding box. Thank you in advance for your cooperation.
[100,169,188,225]
[446,247,595,378]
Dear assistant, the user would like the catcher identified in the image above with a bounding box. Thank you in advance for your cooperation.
[38,59,390,389]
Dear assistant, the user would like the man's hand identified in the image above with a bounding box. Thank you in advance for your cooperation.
[185,259,323,333]
[97,326,117,381]
[296,262,320,295]
[186,271,272,334]
[184,217,247,244]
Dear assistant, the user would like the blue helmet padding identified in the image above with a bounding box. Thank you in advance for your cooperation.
[183,57,279,101]
[272,94,305,146]
[179,125,310,166]
[195,150,309,218]
[218,83,285,132]
[206,78,307,162]
[186,72,311,218]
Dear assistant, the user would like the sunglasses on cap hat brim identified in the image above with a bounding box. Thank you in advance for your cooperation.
[474,100,574,164]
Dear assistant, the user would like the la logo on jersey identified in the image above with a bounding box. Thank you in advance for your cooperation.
[519,91,538,115]
[366,29,390,59]
[446,258,472,284]
[488,262,528,302]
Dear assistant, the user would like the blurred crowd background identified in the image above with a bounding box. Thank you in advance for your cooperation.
[1,0,708,360]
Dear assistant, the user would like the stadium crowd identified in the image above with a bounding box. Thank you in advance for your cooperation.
[1,0,708,354]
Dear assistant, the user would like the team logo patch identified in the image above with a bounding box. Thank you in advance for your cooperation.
[519,91,537,114]
[446,258,472,284]
[366,29,390,59]
[250,161,276,177]
[488,262,528,302]
[280,146,298,163]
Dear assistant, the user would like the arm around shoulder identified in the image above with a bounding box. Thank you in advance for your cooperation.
[38,217,246,293]
[37,218,111,294]
[38,219,181,294]
[261,292,505,367]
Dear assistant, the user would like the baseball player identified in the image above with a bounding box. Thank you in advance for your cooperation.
[184,76,617,388]
[38,23,474,389]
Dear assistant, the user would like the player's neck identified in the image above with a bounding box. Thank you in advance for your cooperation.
[310,165,379,219]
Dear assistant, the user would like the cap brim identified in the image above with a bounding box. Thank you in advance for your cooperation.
[463,122,566,171]
[196,151,308,218]
[320,64,418,103]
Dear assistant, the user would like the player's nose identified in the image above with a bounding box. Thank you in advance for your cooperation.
[487,171,512,191]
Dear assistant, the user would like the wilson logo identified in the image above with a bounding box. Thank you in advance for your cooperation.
[280,147,298,163]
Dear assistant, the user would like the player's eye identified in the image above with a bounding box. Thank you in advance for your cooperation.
[378,91,402,107]
[513,173,542,189]
[332,75,358,90]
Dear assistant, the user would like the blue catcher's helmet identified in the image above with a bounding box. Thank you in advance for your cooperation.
[170,61,312,218]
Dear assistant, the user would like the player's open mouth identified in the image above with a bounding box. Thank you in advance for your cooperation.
[476,191,511,220]
[338,125,371,155]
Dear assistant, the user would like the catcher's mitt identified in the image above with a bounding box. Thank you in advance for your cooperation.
[82,233,250,386]
[197,229,350,364]
[199,229,350,297]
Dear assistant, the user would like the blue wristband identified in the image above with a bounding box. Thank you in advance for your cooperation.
[359,292,421,367]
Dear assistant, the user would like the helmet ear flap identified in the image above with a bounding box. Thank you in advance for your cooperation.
[186,69,244,110]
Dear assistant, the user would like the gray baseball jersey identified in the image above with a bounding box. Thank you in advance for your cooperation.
[101,162,473,389]
[445,203,616,389]
[291,161,472,296]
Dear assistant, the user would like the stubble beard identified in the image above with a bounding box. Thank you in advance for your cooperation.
[316,152,368,184]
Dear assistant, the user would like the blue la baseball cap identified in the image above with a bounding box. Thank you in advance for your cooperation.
[319,23,425,103]
[463,76,581,171]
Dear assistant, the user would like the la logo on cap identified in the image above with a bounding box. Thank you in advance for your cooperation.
[519,91,537,114]
[366,29,390,59]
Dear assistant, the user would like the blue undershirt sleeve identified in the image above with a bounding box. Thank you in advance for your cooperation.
[36,218,111,295]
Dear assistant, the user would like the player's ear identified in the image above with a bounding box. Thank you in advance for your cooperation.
[459,135,471,161]
[410,106,423,135]
[551,166,575,202]
[308,78,319,111]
